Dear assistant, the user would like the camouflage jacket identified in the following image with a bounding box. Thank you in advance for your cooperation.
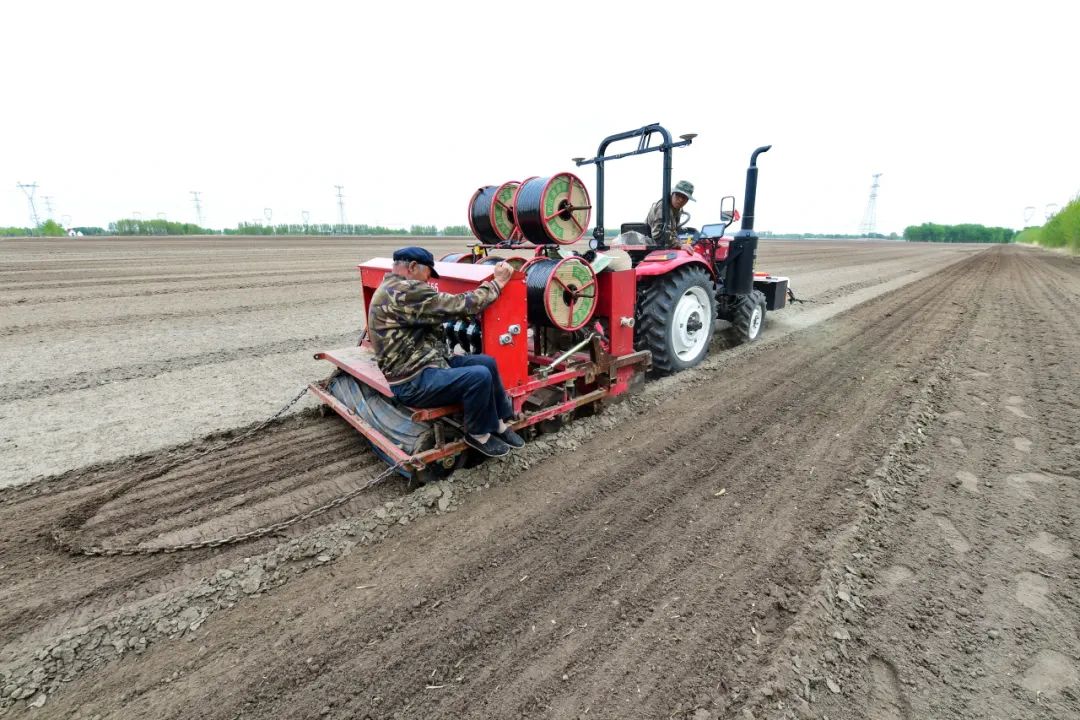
[646,198,683,248]
[367,272,501,385]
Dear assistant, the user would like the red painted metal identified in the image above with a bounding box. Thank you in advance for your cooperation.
[633,250,715,279]
[314,347,393,398]
[410,405,462,422]
[358,258,530,390]
[314,256,655,474]
[595,268,640,393]
[513,367,585,395]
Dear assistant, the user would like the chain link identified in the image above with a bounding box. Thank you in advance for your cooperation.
[50,386,406,557]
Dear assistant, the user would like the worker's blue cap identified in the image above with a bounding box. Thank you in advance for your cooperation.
[392,246,440,278]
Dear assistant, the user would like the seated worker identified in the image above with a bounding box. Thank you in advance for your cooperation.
[368,246,524,458]
[646,179,696,248]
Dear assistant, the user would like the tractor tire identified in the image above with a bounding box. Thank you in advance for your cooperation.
[731,289,767,343]
[635,265,716,374]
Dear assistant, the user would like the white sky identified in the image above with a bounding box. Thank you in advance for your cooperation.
[2,0,1077,235]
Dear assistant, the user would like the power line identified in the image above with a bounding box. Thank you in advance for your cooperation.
[859,173,883,236]
[334,185,346,226]
[190,190,203,225]
[16,181,40,227]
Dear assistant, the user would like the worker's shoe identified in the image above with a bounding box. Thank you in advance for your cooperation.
[465,433,511,458]
[497,428,525,449]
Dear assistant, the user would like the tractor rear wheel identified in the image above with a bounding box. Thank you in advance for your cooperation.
[731,289,767,343]
[636,265,716,373]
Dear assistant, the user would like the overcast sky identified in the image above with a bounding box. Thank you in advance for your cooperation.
[2,0,1077,235]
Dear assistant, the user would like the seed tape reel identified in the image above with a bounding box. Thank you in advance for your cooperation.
[513,173,591,245]
[467,181,521,243]
[524,256,597,331]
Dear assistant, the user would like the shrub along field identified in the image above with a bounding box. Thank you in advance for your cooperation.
[1017,196,1080,253]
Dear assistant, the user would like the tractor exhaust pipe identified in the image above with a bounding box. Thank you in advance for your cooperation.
[740,145,772,233]
[726,145,772,296]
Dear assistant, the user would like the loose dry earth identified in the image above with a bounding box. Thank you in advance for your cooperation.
[1,237,1077,720]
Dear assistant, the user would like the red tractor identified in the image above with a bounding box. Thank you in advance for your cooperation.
[309,124,790,483]
[577,124,789,372]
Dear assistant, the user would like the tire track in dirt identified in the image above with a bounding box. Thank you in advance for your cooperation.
[1,294,356,338]
[791,246,1080,720]
[0,266,346,291]
[0,274,356,307]
[303,251,989,719]
[0,415,406,665]
[27,249,998,719]
[0,332,356,404]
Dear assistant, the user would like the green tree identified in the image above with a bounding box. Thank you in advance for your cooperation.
[38,219,67,237]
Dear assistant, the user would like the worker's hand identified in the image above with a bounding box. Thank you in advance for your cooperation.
[492,261,513,287]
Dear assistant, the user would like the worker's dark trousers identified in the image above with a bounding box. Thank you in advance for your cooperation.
[391,354,513,436]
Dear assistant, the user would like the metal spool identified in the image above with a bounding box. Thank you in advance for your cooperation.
[513,173,591,245]
[439,252,475,264]
[524,256,597,331]
[467,186,498,242]
[478,255,528,270]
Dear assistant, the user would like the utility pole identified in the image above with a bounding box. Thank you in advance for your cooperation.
[859,173,883,237]
[334,185,346,227]
[16,182,40,228]
[190,190,203,225]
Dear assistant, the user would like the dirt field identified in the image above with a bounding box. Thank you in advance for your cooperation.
[1,237,1077,719]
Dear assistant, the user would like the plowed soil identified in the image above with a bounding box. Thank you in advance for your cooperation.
[1,238,1077,720]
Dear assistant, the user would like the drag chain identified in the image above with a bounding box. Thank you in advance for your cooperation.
[50,387,403,557]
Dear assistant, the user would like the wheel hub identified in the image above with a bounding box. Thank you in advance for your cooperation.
[671,286,712,361]
[749,305,762,338]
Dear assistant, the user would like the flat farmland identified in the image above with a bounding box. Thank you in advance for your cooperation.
[2,237,1078,720]
[0,235,979,487]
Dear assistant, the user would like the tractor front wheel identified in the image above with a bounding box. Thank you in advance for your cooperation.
[731,289,767,343]
[636,265,717,374]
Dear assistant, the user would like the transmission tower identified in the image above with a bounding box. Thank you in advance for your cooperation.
[43,196,55,220]
[334,185,346,226]
[190,191,203,225]
[1023,206,1036,225]
[301,210,310,226]
[264,208,273,225]
[859,173,882,236]
[1044,203,1059,221]
[16,182,40,227]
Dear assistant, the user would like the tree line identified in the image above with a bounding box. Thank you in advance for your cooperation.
[1016,197,1080,253]
[0,221,475,237]
[903,223,1015,244]
[0,220,68,237]
[222,223,472,236]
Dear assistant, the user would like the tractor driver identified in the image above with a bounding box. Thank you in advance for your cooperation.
[646,180,696,248]
[368,246,524,458]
